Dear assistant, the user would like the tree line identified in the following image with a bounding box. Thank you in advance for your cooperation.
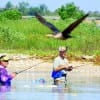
[0,1,100,20]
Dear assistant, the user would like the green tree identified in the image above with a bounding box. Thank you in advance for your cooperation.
[18,2,29,15]
[57,2,84,20]
[5,1,13,9]
[39,4,48,14]
[28,7,41,15]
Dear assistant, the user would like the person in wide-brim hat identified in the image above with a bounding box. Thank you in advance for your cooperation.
[0,55,16,87]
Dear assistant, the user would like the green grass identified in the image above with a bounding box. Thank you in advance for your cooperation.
[0,18,100,58]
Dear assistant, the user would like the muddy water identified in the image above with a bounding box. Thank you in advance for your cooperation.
[0,76,100,100]
[0,71,100,100]
[0,59,100,100]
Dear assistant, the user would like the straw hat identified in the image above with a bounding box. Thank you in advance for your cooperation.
[0,55,10,61]
[58,46,67,51]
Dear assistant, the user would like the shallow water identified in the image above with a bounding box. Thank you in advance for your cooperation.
[1,92,100,100]
[0,72,100,100]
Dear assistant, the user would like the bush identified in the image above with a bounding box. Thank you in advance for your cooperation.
[0,26,25,43]
[0,13,7,21]
[0,9,22,20]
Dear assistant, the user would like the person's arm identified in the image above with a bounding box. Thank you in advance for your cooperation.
[0,69,15,82]
[10,73,16,78]
[53,65,68,71]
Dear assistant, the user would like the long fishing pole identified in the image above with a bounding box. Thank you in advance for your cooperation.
[73,64,87,69]
[15,61,45,74]
[68,64,87,71]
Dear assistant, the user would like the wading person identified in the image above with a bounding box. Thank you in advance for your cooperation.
[51,46,73,87]
[0,55,16,87]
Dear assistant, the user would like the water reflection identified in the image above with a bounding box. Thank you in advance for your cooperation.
[0,86,11,93]
[0,86,11,100]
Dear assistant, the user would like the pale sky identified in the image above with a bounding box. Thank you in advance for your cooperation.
[0,0,100,12]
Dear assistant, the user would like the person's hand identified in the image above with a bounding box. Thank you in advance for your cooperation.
[11,72,17,78]
[67,66,73,71]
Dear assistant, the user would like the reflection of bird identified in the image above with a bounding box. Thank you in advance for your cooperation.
[34,12,89,40]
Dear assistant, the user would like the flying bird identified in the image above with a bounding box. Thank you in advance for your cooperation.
[34,12,89,40]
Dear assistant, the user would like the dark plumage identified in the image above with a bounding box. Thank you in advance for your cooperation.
[34,12,89,39]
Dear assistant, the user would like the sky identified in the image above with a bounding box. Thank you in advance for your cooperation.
[0,0,100,12]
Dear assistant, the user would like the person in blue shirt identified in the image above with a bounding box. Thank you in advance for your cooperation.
[0,55,16,86]
[52,46,73,86]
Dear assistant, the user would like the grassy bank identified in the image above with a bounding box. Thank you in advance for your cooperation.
[0,18,100,60]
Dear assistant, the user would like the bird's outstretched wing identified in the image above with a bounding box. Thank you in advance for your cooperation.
[34,12,60,35]
[62,13,89,38]
[34,12,46,24]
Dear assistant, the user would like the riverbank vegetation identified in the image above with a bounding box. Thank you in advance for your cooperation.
[0,18,100,57]
[0,2,100,64]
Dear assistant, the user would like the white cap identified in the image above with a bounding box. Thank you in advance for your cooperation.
[58,46,67,51]
[0,55,10,61]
